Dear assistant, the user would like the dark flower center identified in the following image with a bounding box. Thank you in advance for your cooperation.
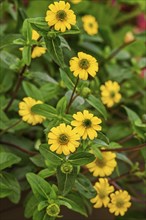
[89,23,93,28]
[59,134,69,144]
[116,199,124,208]
[96,158,106,168]
[56,10,67,21]
[99,190,106,199]
[110,91,115,98]
[83,119,92,128]
[79,59,90,69]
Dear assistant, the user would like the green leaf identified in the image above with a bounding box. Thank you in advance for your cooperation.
[0,51,19,68]
[40,144,63,166]
[57,166,77,196]
[38,200,48,211]
[75,174,96,199]
[59,194,87,217]
[0,152,21,171]
[56,96,67,115]
[38,168,56,179]
[60,68,74,90]
[69,152,95,166]
[30,154,46,168]
[60,25,80,36]
[123,106,141,125]
[28,17,50,36]
[22,19,32,41]
[24,194,38,218]
[86,94,107,119]
[0,34,22,49]
[45,36,65,68]
[22,81,44,101]
[31,103,57,120]
[26,173,53,201]
[91,145,103,160]
[116,153,133,166]
[22,45,31,65]
[33,209,45,220]
[0,172,21,203]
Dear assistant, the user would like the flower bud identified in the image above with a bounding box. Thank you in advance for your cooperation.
[81,87,91,98]
[46,203,60,217]
[61,162,73,174]
[124,32,135,44]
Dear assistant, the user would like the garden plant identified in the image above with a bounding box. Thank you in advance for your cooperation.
[0,0,146,219]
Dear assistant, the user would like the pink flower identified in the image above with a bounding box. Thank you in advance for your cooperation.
[137,13,146,31]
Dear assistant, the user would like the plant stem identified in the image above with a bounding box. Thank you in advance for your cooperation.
[101,143,146,153]
[100,39,135,67]
[66,77,79,114]
[118,134,135,144]
[0,141,36,156]
[4,36,42,113]
[0,119,22,136]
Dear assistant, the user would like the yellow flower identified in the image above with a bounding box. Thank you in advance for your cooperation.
[100,80,121,108]
[32,29,40,41]
[71,110,102,140]
[31,47,47,59]
[70,0,82,4]
[108,190,131,216]
[82,15,98,35]
[45,1,76,32]
[86,151,117,177]
[18,97,45,125]
[69,52,99,80]
[48,123,80,155]
[91,178,114,208]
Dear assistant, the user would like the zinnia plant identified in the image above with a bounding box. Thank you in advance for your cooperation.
[0,0,145,220]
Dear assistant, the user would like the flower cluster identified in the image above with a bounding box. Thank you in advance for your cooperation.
[91,178,131,216]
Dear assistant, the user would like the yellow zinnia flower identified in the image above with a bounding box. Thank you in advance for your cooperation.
[69,52,99,80]
[108,190,131,216]
[82,15,98,36]
[100,80,122,108]
[71,110,102,140]
[70,0,82,4]
[86,151,117,176]
[91,178,114,208]
[18,97,45,125]
[48,123,80,155]
[45,1,76,32]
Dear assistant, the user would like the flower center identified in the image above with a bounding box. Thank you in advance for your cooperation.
[95,158,106,168]
[110,91,115,98]
[89,23,93,28]
[46,203,60,217]
[79,59,90,69]
[56,10,67,21]
[116,199,124,208]
[58,134,69,145]
[98,190,107,199]
[83,119,92,128]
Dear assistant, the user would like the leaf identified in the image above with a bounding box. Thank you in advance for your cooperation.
[59,194,87,217]
[30,154,46,168]
[57,166,77,196]
[40,144,63,166]
[45,36,65,68]
[56,96,67,115]
[116,153,133,166]
[28,17,50,36]
[69,152,95,166]
[0,172,21,203]
[22,19,32,41]
[0,152,21,171]
[22,81,44,101]
[22,45,31,65]
[38,168,56,179]
[60,68,74,90]
[33,209,45,220]
[123,106,141,126]
[24,194,38,218]
[38,200,48,211]
[0,50,19,68]
[60,25,80,36]
[31,103,57,120]
[75,174,96,199]
[91,145,103,160]
[86,94,107,119]
[0,34,22,49]
[26,173,53,201]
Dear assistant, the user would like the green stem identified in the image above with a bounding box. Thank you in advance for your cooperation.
[66,77,79,114]
[0,119,22,136]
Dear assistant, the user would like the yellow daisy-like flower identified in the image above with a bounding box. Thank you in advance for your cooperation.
[32,29,40,41]
[100,80,122,108]
[18,97,45,125]
[31,47,47,59]
[45,1,76,32]
[70,0,82,4]
[69,52,99,80]
[82,15,98,36]
[71,110,102,140]
[91,178,114,208]
[108,190,131,216]
[48,123,80,155]
[86,151,117,177]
